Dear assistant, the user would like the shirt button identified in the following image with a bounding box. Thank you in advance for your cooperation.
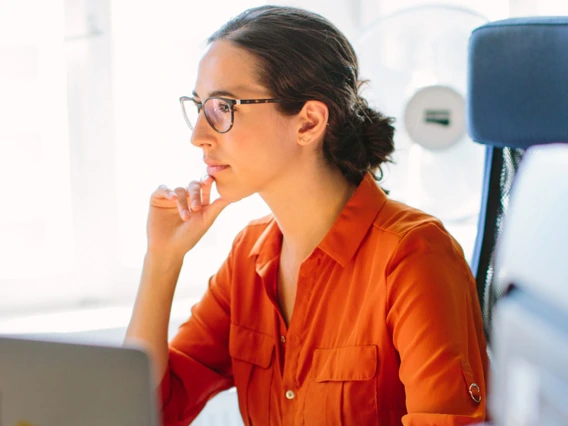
[285,390,295,400]
[280,335,286,344]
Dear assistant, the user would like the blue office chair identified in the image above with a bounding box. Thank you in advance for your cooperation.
[467,17,568,346]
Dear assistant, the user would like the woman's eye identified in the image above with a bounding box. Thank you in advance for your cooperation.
[218,103,231,113]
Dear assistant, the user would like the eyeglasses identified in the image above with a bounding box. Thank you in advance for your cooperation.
[179,96,280,134]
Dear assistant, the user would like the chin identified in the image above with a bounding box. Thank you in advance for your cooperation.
[215,178,255,203]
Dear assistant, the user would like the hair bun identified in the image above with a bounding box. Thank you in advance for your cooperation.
[323,99,395,183]
[358,102,395,179]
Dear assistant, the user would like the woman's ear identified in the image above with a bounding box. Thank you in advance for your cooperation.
[297,100,329,146]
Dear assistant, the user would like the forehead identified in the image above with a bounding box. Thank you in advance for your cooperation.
[194,40,266,98]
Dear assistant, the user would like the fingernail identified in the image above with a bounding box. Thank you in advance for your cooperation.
[182,210,190,220]
[192,200,200,209]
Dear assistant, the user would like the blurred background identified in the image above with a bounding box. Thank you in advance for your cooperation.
[0,0,567,333]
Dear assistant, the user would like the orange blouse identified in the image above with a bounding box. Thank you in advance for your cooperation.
[160,172,488,426]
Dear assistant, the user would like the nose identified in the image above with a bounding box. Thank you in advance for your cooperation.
[190,113,217,148]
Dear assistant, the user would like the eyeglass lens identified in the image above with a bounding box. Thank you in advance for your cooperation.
[183,98,232,133]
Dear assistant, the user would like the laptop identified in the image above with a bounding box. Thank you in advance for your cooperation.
[0,335,160,426]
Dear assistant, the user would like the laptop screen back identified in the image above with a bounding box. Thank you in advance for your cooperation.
[0,336,159,426]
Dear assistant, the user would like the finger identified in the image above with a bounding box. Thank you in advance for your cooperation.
[203,197,231,224]
[200,175,215,206]
[153,184,177,200]
[187,180,202,211]
[173,187,190,220]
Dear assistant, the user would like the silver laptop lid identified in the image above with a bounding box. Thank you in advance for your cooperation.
[0,336,159,426]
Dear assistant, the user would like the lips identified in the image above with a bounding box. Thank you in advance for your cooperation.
[206,165,230,176]
[204,157,230,176]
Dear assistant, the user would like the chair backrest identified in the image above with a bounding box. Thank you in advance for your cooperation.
[467,17,568,343]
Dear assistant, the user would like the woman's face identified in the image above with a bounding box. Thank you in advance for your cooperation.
[190,40,300,202]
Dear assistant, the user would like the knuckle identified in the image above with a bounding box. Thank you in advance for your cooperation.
[177,194,188,207]
[154,184,168,194]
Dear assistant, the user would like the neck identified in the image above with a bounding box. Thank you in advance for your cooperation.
[260,165,357,264]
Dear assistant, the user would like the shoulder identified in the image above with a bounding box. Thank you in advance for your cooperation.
[368,197,464,261]
[372,197,449,241]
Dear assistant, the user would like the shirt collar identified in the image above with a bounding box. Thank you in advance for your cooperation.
[249,218,282,275]
[318,172,387,267]
[249,172,387,269]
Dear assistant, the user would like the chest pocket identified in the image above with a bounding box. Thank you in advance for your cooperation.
[229,323,275,426]
[303,345,379,426]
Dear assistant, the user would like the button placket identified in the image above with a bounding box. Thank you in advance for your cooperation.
[286,253,321,391]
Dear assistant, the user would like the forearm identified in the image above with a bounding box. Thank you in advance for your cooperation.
[125,251,183,385]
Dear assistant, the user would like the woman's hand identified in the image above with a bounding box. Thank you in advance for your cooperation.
[146,175,230,260]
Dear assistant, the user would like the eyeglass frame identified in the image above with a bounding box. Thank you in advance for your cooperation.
[179,95,281,134]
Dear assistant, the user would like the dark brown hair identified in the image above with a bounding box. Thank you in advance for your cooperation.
[208,5,395,185]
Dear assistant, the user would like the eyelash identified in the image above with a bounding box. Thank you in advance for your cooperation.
[193,99,239,112]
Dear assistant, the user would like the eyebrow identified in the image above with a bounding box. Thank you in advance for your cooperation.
[192,89,239,100]
[192,85,271,100]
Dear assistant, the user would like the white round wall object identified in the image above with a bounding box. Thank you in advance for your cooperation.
[403,85,466,151]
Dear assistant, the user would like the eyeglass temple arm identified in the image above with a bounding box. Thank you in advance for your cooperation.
[235,99,280,105]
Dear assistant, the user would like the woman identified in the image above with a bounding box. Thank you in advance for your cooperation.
[125,5,488,426]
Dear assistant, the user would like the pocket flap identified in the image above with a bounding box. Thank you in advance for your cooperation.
[229,323,275,369]
[313,345,378,382]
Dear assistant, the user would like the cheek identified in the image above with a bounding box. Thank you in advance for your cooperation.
[215,136,296,201]
[223,111,298,188]
[232,123,295,169]
[241,138,295,177]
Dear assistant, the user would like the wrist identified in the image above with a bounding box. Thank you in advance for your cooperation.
[144,250,184,270]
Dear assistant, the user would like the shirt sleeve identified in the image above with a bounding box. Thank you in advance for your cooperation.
[159,234,243,426]
[385,222,489,426]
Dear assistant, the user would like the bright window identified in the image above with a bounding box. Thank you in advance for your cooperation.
[2,0,566,317]
[0,0,76,312]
